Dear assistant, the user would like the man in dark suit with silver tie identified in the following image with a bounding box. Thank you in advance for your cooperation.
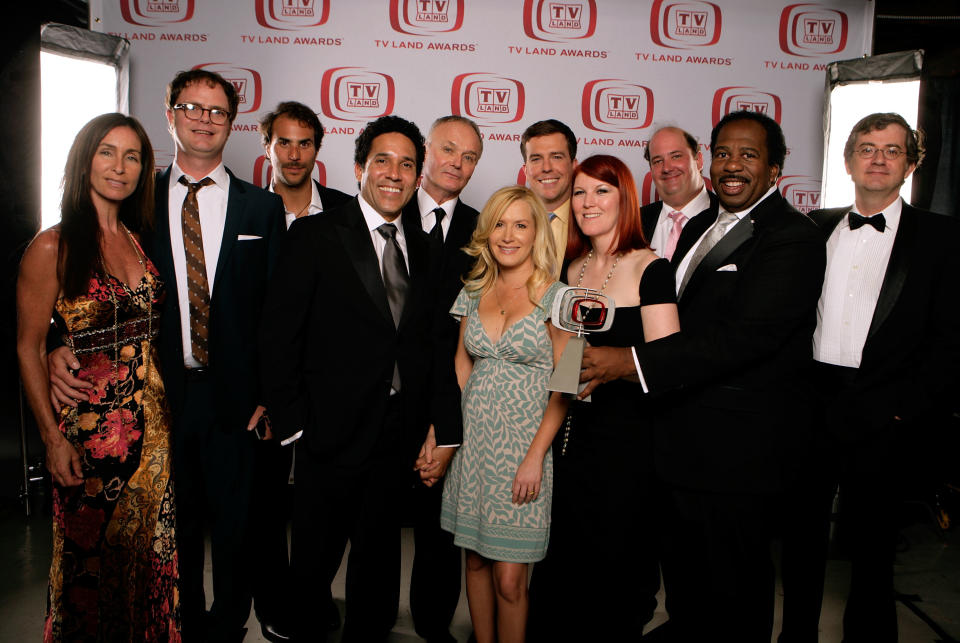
[779,112,960,643]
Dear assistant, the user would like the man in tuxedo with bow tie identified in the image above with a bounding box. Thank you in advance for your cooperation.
[778,113,960,643]
[260,115,460,642]
[579,110,826,642]
[640,125,716,260]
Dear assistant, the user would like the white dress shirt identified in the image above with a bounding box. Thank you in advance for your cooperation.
[274,180,325,229]
[358,194,409,273]
[633,185,779,392]
[168,161,230,369]
[417,188,458,240]
[648,186,711,258]
[813,199,902,368]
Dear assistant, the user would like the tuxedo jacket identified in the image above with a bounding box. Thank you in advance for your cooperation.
[640,192,719,261]
[810,204,960,440]
[635,191,826,494]
[259,198,461,467]
[314,179,353,212]
[148,167,286,432]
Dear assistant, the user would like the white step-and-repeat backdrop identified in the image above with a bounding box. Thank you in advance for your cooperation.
[91,0,873,214]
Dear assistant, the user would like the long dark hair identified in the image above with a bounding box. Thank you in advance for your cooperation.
[59,113,155,298]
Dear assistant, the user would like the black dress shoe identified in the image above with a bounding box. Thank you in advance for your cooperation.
[261,620,293,642]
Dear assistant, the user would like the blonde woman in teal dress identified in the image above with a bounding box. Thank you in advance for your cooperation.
[440,185,571,643]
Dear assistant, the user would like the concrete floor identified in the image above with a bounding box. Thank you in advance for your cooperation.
[2,488,959,642]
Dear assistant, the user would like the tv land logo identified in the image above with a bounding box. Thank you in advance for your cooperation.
[389,0,464,35]
[650,0,722,48]
[779,175,822,213]
[194,63,262,113]
[255,0,330,30]
[582,80,654,133]
[522,0,597,42]
[779,4,848,57]
[711,86,782,125]
[640,171,712,206]
[120,0,194,26]
[451,73,525,125]
[321,67,396,122]
[252,156,327,190]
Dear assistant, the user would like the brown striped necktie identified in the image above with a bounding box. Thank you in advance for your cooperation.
[179,175,215,366]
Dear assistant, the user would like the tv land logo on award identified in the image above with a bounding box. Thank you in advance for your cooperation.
[255,0,330,30]
[120,0,194,26]
[582,80,654,133]
[451,73,525,125]
[779,3,848,57]
[252,156,327,190]
[194,63,262,114]
[778,175,822,213]
[522,0,597,42]
[711,86,782,125]
[389,0,464,35]
[649,0,722,48]
[321,67,396,122]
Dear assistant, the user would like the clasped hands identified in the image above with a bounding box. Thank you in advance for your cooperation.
[414,424,455,487]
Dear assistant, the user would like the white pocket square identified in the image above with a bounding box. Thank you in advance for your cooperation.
[237,234,262,241]
[717,264,737,272]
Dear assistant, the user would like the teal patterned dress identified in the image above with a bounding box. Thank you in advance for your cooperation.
[440,281,563,563]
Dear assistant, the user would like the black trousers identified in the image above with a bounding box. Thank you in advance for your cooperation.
[173,372,256,642]
[248,437,294,624]
[659,486,777,643]
[410,480,462,639]
[291,394,407,643]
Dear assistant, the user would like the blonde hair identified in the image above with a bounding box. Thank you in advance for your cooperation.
[463,185,557,307]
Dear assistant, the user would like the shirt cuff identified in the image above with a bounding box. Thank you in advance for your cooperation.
[436,443,461,448]
[280,430,303,446]
[632,347,649,394]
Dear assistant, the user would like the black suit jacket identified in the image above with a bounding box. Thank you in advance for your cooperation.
[810,203,960,439]
[260,198,460,466]
[635,190,826,493]
[640,192,719,263]
[315,179,353,212]
[148,166,286,432]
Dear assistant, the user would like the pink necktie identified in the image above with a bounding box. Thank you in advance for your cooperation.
[664,210,687,261]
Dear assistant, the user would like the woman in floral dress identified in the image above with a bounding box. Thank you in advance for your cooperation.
[17,113,179,642]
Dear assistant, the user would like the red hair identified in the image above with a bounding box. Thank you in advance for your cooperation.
[566,154,648,259]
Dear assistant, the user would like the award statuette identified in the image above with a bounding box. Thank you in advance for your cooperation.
[547,286,616,396]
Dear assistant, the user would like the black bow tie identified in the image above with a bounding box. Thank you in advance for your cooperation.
[848,212,885,232]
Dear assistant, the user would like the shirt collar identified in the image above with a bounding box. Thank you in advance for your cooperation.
[171,160,228,191]
[550,198,571,222]
[847,197,902,234]
[358,194,405,239]
[660,185,711,220]
[270,179,324,216]
[719,185,778,221]
[417,187,458,221]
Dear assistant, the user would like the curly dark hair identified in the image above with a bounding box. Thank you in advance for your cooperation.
[259,101,325,149]
[353,115,425,176]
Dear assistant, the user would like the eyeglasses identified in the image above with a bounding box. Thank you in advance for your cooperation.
[855,145,905,161]
[173,103,231,125]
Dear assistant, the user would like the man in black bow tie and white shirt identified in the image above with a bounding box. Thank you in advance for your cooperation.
[779,112,960,643]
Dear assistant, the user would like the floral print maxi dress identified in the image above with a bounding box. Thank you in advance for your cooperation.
[47,254,180,642]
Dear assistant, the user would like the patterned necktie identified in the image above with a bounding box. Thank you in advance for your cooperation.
[679,209,739,296]
[430,207,446,244]
[179,175,215,366]
[376,223,409,390]
[848,212,885,232]
[664,210,687,261]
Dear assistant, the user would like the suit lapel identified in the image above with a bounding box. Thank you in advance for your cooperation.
[681,214,754,299]
[866,204,916,340]
[151,168,177,287]
[212,168,243,292]
[337,200,393,325]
